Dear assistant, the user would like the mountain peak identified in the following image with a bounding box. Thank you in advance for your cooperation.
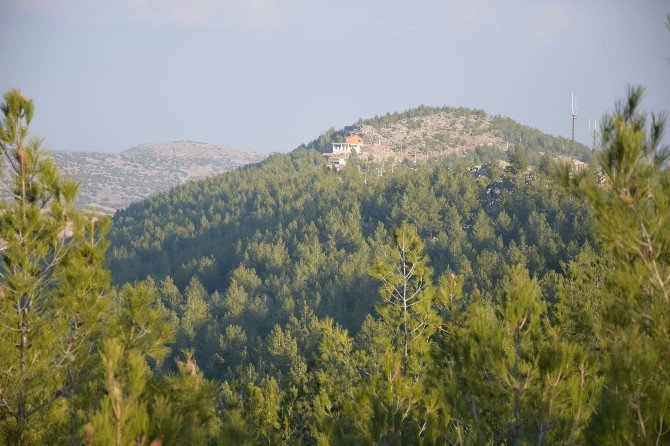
[306,105,589,163]
[121,140,245,157]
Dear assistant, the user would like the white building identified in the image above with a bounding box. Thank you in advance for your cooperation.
[324,134,365,170]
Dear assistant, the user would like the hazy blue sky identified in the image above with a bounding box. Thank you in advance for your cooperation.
[1,0,668,153]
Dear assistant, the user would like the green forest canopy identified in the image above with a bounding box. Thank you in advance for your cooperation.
[1,87,669,444]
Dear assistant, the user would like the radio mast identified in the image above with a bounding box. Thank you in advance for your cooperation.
[588,119,600,151]
[571,93,578,153]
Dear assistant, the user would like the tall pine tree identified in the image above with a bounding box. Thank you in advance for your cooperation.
[562,86,670,444]
[0,89,111,444]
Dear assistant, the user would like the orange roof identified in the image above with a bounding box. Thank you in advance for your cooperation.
[345,135,363,144]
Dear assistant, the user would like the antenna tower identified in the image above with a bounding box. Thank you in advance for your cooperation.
[588,119,600,151]
[571,93,578,153]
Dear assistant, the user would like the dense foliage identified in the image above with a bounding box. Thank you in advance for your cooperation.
[107,142,593,378]
[1,87,669,444]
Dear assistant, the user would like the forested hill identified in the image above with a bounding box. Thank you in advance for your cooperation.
[303,105,590,162]
[107,107,593,296]
[108,145,594,359]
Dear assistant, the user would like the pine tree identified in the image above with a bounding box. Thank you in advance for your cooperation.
[221,377,285,444]
[84,339,153,446]
[85,283,175,445]
[180,277,208,339]
[445,265,598,444]
[328,222,442,444]
[311,317,359,445]
[0,89,111,443]
[370,222,437,375]
[562,86,670,444]
[508,145,529,175]
[150,350,220,446]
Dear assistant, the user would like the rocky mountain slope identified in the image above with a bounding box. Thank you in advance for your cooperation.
[49,141,267,212]
[305,106,589,162]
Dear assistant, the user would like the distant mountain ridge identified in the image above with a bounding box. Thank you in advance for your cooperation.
[50,141,267,212]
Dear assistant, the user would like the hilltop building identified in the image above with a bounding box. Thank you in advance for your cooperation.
[332,135,364,155]
[324,134,366,169]
[323,153,349,168]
